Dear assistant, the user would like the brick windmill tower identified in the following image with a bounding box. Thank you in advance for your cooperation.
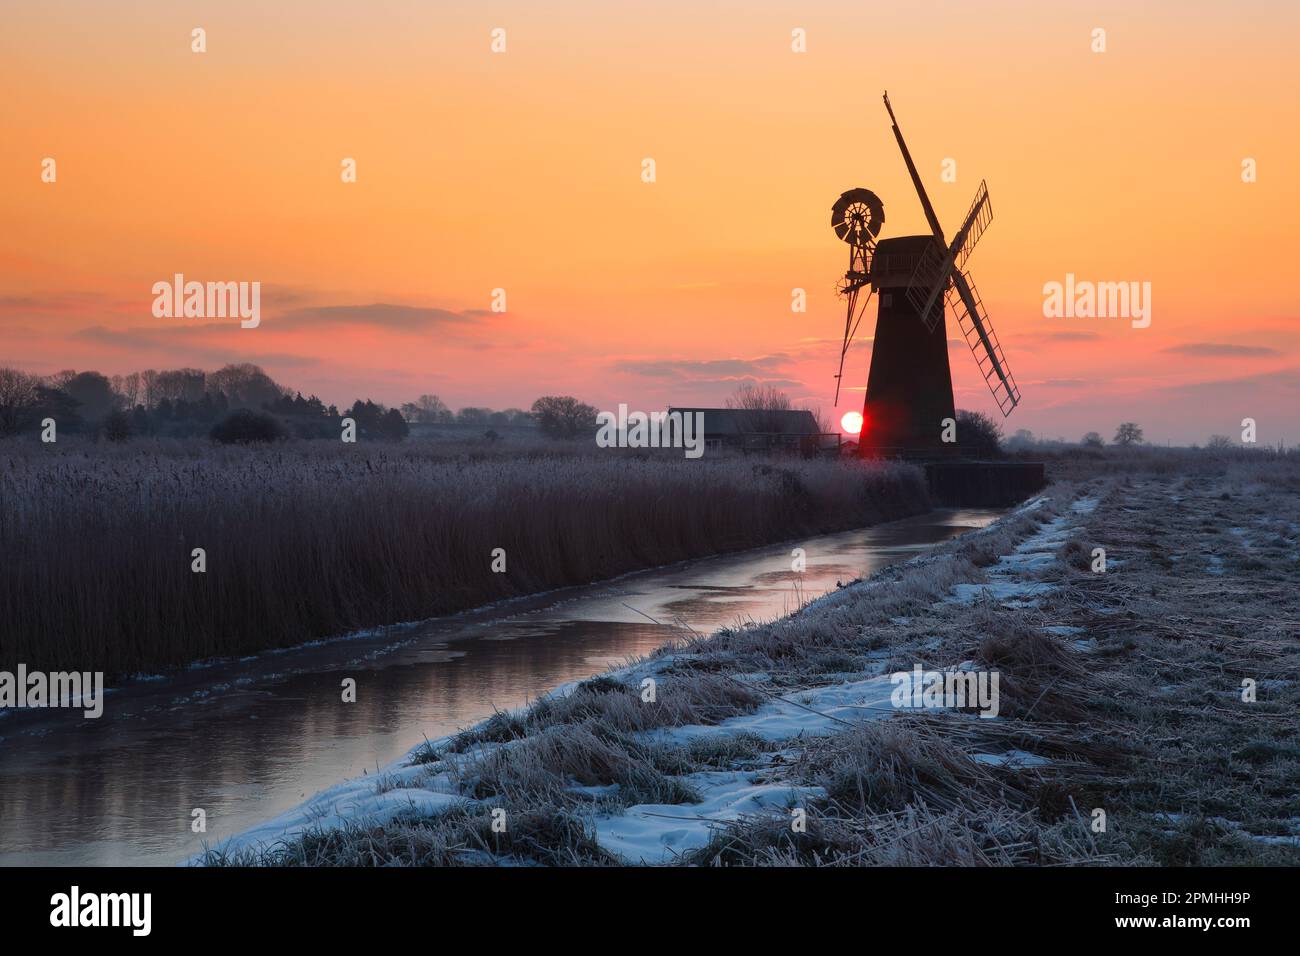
[831,93,1020,458]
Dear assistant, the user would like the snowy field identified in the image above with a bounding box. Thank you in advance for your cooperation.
[201,456,1300,867]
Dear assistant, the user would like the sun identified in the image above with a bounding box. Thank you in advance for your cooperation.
[840,410,863,435]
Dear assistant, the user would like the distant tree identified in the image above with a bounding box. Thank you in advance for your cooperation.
[196,392,218,423]
[46,369,77,391]
[33,385,82,431]
[484,428,501,442]
[456,406,492,426]
[103,409,134,442]
[377,407,409,442]
[401,394,453,424]
[131,404,153,436]
[63,371,119,422]
[210,409,287,444]
[1114,422,1144,446]
[111,372,141,408]
[501,408,532,426]
[346,399,386,438]
[1004,428,1035,450]
[531,395,598,439]
[0,367,41,435]
[956,408,1004,458]
[727,383,791,412]
[806,406,832,433]
[1206,434,1233,450]
[726,383,792,433]
[138,369,160,407]
[206,363,284,410]
[153,368,207,404]
[1082,432,1104,448]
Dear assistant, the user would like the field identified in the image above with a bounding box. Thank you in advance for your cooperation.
[0,438,929,675]
[199,448,1300,866]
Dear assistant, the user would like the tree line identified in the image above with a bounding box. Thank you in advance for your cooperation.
[0,364,601,443]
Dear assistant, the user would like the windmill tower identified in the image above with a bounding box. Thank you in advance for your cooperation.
[832,93,1020,457]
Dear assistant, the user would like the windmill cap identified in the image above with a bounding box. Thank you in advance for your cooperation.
[870,235,944,290]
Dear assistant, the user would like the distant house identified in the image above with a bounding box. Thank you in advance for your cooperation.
[668,407,835,455]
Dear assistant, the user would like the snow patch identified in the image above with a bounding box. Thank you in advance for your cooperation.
[592,771,823,864]
[944,499,1093,608]
[971,749,1051,769]
[641,673,901,746]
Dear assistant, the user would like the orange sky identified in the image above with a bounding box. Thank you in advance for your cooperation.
[3,0,1298,443]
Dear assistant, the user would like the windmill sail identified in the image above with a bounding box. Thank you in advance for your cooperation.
[953,181,992,271]
[946,271,1020,416]
[906,180,992,328]
[884,92,944,242]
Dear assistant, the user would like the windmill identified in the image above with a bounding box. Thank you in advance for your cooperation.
[831,92,1020,457]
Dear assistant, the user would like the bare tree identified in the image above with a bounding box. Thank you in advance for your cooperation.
[0,367,40,435]
[531,395,598,439]
[401,394,453,424]
[111,372,141,409]
[1114,422,1144,446]
[956,408,1003,458]
[154,368,207,404]
[808,406,832,433]
[46,369,77,391]
[726,383,793,433]
[1082,432,1104,447]
[138,369,159,407]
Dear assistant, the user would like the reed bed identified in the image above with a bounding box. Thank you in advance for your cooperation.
[0,439,929,674]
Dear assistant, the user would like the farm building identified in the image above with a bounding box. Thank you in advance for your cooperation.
[667,407,838,455]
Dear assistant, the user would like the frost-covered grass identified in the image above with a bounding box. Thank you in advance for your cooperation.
[199,452,1300,867]
[0,439,927,674]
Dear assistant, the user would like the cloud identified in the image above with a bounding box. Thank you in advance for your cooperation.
[610,354,807,399]
[270,303,484,331]
[1162,342,1281,358]
[255,285,323,311]
[614,354,791,381]
[73,325,319,368]
[1157,366,1300,397]
[0,292,97,309]
[0,291,126,318]
[1021,329,1102,343]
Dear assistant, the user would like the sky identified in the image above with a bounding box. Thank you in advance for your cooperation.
[2,0,1298,444]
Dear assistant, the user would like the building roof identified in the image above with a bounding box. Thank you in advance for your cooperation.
[668,407,821,436]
